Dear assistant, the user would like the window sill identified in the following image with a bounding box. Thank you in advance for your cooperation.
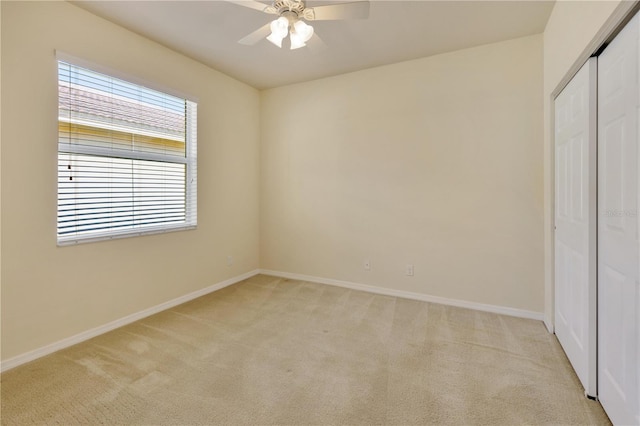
[57,224,197,247]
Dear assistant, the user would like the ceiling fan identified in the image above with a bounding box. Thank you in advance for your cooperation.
[226,0,370,50]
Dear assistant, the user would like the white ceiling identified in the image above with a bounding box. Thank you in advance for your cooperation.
[72,0,554,89]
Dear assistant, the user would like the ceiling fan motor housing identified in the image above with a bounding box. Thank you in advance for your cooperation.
[268,0,314,20]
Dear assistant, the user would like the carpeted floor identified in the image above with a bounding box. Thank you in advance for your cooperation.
[1,274,610,425]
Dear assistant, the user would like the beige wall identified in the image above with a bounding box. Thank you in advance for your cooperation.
[0,1,260,361]
[5,0,625,364]
[260,35,544,313]
[542,0,625,328]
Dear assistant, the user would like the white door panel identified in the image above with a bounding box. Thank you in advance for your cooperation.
[554,58,598,398]
[598,11,640,425]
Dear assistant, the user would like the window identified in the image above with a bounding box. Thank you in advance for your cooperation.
[57,60,197,245]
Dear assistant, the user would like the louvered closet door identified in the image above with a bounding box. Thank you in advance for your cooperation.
[598,11,640,426]
[554,58,597,398]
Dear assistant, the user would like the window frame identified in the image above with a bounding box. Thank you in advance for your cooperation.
[56,53,198,246]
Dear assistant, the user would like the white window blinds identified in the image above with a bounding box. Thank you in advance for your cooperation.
[57,61,197,245]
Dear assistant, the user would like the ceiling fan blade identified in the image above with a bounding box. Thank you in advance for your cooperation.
[238,23,272,45]
[306,1,370,21]
[225,0,276,14]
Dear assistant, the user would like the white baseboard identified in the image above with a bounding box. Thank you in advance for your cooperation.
[2,268,545,373]
[260,269,545,322]
[0,269,260,373]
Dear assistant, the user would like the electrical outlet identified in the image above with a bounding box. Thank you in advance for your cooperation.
[364,259,371,271]
[406,264,414,276]
[227,255,234,266]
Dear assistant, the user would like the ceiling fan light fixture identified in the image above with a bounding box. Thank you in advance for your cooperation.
[266,33,284,48]
[289,33,306,50]
[293,20,314,42]
[290,19,313,50]
[267,16,289,48]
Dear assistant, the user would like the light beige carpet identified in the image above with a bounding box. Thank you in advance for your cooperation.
[1,274,610,425]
